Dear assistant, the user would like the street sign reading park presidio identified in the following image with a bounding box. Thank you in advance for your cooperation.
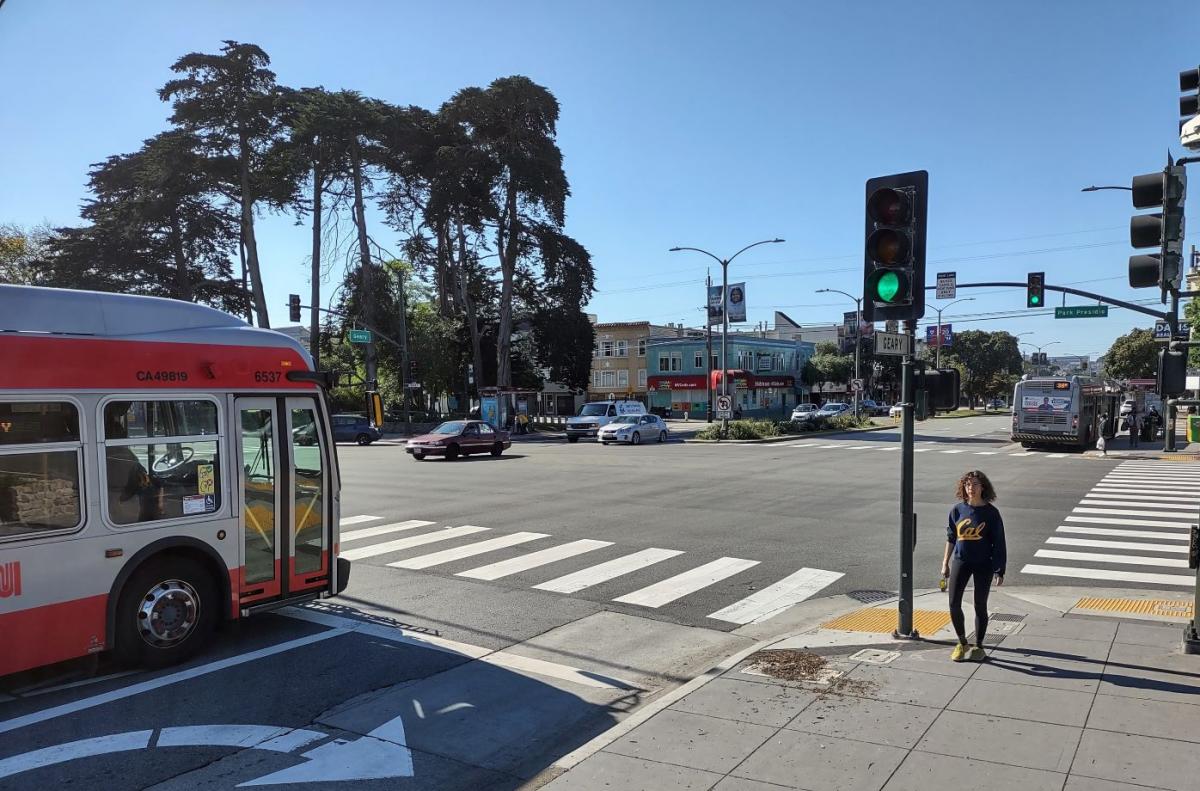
[1054,305,1108,319]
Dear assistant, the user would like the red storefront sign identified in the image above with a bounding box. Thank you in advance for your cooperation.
[648,375,706,390]
[649,372,795,390]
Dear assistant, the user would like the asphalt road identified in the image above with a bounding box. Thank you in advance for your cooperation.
[8,413,1195,790]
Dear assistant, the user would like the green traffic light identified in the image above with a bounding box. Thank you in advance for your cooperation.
[1031,295,1040,305]
[874,271,901,302]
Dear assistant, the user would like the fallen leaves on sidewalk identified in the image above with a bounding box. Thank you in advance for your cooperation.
[747,649,876,697]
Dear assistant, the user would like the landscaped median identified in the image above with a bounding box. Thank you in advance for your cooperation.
[691,415,889,443]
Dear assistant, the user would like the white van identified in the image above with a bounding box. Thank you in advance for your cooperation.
[566,400,647,442]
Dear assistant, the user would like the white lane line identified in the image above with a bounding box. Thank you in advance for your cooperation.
[0,731,154,780]
[788,442,821,448]
[1077,491,1200,503]
[1073,506,1200,519]
[156,724,294,750]
[880,447,900,452]
[1046,537,1189,553]
[457,539,613,580]
[847,445,874,450]
[974,451,1000,455]
[1019,564,1194,586]
[1080,499,1197,511]
[1047,453,1070,459]
[1058,525,1190,540]
[340,520,436,543]
[0,629,348,736]
[1065,515,1194,529]
[707,568,844,625]
[613,557,760,608]
[533,548,685,594]
[387,532,550,570]
[340,514,383,526]
[1034,549,1189,568]
[817,444,843,449]
[339,525,489,561]
[940,450,966,454]
[1009,453,1034,457]
[914,448,933,453]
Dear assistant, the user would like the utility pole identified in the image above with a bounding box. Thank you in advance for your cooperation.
[816,289,862,416]
[931,297,975,369]
[706,270,714,422]
[397,266,411,429]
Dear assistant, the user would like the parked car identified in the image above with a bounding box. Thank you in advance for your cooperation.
[565,400,647,443]
[331,413,381,445]
[405,420,511,461]
[814,402,850,419]
[790,403,819,421]
[858,399,886,416]
[598,414,669,445]
[1119,399,1135,418]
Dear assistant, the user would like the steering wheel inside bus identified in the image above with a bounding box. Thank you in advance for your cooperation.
[152,445,195,474]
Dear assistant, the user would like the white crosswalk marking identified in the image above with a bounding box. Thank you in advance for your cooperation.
[340,514,382,527]
[458,539,613,581]
[388,532,550,570]
[533,548,684,593]
[1021,460,1200,587]
[340,525,489,561]
[707,568,844,625]
[1047,453,1069,459]
[613,557,760,608]
[341,520,436,543]
[974,451,999,455]
[940,450,965,454]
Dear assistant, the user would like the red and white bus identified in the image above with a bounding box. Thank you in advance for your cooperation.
[0,285,347,676]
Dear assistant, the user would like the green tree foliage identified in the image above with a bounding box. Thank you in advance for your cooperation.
[942,330,1023,405]
[808,352,853,398]
[1185,299,1200,369]
[160,41,289,326]
[1102,327,1157,380]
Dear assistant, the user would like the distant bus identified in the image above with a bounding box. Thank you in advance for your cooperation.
[0,285,347,677]
[1011,375,1121,449]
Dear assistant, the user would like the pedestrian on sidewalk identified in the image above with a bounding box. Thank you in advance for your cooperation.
[941,470,1006,662]
[1128,407,1140,448]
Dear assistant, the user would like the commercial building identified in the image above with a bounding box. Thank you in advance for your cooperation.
[588,321,695,403]
[645,334,815,419]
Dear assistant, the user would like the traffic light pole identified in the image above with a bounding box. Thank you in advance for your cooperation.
[894,319,918,639]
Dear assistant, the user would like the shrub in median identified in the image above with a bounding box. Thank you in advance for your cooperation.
[696,413,873,439]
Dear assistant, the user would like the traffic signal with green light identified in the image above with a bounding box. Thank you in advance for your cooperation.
[1026,272,1044,308]
[1129,161,1187,299]
[862,170,928,322]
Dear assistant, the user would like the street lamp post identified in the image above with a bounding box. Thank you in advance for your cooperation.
[930,297,976,369]
[816,288,863,415]
[670,239,785,436]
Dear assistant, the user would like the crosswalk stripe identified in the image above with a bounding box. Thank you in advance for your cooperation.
[1065,515,1193,528]
[940,450,966,454]
[881,447,900,451]
[340,515,382,527]
[707,568,844,625]
[340,520,436,543]
[914,448,933,453]
[1047,453,1070,459]
[613,557,760,608]
[974,451,999,455]
[388,532,549,570]
[1009,452,1033,457]
[847,445,874,450]
[817,444,842,449]
[1046,537,1189,553]
[533,548,685,594]
[340,525,489,561]
[1081,499,1196,511]
[1102,475,1200,483]
[1019,564,1194,586]
[788,442,821,448]
[1091,485,1199,496]
[1034,549,1189,568]
[1058,525,1190,540]
[1077,491,1200,503]
[1073,506,1199,519]
[458,539,613,581]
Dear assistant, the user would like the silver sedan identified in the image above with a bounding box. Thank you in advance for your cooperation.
[598,414,669,445]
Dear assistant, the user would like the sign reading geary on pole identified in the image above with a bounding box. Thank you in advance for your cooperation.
[874,331,912,356]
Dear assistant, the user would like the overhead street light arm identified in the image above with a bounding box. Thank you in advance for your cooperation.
[668,246,724,267]
[923,281,1168,320]
[1081,185,1133,192]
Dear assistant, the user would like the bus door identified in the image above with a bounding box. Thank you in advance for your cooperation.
[234,395,332,608]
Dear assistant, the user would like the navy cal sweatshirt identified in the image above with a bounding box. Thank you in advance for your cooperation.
[946,502,1007,576]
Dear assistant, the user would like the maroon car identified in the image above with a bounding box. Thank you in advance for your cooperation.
[405,420,511,461]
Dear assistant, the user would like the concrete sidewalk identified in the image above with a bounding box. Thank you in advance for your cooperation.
[538,587,1200,791]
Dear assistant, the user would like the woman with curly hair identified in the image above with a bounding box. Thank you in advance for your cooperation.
[942,470,1006,662]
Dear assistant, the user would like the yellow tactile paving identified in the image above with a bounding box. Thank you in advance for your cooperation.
[1074,597,1194,618]
[821,608,952,634]
[1161,456,1200,463]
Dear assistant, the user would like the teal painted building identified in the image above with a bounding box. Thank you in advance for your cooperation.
[646,336,815,418]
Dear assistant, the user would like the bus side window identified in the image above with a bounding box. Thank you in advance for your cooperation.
[102,399,222,526]
[0,401,83,539]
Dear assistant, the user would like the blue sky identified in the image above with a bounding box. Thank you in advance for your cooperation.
[2,1,1198,362]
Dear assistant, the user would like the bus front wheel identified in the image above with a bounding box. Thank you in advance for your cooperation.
[114,557,218,670]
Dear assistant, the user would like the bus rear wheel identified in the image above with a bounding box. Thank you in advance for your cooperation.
[114,557,218,670]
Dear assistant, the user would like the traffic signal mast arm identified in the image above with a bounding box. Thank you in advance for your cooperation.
[923,281,1170,321]
[286,300,407,354]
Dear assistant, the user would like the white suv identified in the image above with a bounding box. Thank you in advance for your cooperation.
[566,401,647,443]
[791,403,818,421]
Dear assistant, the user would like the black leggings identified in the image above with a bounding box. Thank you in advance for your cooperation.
[948,557,992,646]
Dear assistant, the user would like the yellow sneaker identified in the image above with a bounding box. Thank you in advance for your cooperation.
[967,646,987,662]
[951,643,968,662]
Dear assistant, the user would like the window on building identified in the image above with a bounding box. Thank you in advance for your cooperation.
[670,353,682,372]
[638,339,647,357]
[599,370,617,388]
[638,369,647,388]
[601,340,614,358]
[0,401,83,539]
[711,354,719,371]
[657,355,670,373]
[616,340,628,357]
[617,370,629,388]
[102,398,221,526]
[694,351,704,369]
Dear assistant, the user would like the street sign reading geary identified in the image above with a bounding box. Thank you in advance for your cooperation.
[874,331,911,356]
[348,329,372,344]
